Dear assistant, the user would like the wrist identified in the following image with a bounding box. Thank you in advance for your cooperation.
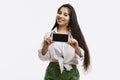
[75,47,84,57]
[43,44,49,48]
[41,45,49,55]
[75,46,80,54]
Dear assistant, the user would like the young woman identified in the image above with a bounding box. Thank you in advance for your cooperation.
[38,4,90,80]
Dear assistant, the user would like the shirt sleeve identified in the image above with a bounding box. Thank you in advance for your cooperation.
[38,49,50,61]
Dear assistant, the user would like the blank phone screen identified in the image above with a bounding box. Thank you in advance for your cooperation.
[52,33,68,42]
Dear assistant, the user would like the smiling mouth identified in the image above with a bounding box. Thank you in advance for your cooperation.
[57,18,64,22]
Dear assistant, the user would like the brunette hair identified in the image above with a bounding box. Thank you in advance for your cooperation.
[52,4,90,71]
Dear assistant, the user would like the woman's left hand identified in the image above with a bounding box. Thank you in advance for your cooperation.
[67,37,79,49]
[67,37,82,56]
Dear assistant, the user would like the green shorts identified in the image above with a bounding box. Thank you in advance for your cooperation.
[44,62,80,80]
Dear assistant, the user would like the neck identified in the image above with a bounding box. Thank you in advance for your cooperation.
[57,26,69,34]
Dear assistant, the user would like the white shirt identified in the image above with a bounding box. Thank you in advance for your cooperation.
[38,28,84,73]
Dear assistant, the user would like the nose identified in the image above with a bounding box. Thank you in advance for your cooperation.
[59,14,64,18]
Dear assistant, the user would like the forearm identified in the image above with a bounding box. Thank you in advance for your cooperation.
[41,45,49,55]
[75,46,83,57]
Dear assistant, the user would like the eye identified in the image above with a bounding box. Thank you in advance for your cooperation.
[58,11,62,14]
[64,13,68,16]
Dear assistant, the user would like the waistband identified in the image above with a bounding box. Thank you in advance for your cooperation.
[50,62,76,67]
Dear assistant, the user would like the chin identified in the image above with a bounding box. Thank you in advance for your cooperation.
[58,24,64,26]
[57,22,63,25]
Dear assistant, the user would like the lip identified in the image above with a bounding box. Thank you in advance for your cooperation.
[57,18,64,22]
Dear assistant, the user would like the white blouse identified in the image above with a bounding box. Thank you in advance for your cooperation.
[38,28,84,73]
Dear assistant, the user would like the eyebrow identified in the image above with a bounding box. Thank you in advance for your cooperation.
[58,10,69,14]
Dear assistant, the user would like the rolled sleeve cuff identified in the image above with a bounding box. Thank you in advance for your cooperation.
[38,49,50,61]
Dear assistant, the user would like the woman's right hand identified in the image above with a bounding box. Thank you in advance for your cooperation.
[43,36,53,47]
[41,36,53,55]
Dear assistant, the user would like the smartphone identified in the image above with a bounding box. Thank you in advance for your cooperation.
[52,33,68,42]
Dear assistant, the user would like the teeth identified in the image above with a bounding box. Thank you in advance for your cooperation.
[58,19,63,21]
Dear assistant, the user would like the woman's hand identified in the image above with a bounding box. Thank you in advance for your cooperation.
[67,36,82,56]
[42,36,53,55]
[67,37,79,49]
[44,36,53,47]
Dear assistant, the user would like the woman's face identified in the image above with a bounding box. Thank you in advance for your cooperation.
[56,7,70,27]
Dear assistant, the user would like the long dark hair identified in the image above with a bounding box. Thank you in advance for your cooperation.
[52,4,90,71]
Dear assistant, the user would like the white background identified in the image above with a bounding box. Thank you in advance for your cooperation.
[0,0,120,80]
